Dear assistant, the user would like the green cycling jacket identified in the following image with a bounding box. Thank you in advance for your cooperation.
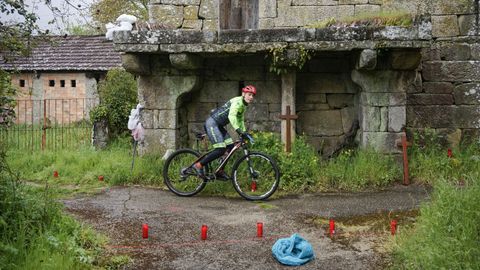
[210,96,247,132]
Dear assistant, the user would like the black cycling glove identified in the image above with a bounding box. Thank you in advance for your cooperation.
[236,129,250,139]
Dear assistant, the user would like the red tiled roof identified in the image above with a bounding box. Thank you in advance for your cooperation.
[0,35,123,71]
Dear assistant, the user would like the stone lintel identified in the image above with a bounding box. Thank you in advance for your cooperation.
[113,25,432,54]
[132,41,430,55]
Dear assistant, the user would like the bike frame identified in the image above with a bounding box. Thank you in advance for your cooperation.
[193,137,250,177]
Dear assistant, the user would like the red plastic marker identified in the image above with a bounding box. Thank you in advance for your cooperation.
[251,181,257,192]
[447,149,453,158]
[257,222,263,238]
[142,224,149,239]
[390,220,397,235]
[53,171,59,178]
[329,219,335,237]
[98,175,104,181]
[201,225,208,240]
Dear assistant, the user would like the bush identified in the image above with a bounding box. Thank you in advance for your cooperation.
[0,70,16,129]
[251,132,320,191]
[91,68,137,138]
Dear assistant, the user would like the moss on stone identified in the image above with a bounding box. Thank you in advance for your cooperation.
[308,10,413,29]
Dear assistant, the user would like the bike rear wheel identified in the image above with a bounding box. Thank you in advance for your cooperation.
[232,152,280,201]
[163,149,206,196]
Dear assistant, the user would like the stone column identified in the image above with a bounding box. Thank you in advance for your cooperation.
[351,70,414,153]
[122,53,202,156]
[281,71,296,150]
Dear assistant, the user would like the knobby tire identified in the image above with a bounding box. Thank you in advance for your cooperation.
[163,149,207,197]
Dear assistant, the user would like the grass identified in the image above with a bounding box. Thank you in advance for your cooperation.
[318,147,401,191]
[409,142,480,186]
[392,178,480,269]
[7,137,165,197]
[307,10,413,28]
[5,133,403,196]
[4,131,480,269]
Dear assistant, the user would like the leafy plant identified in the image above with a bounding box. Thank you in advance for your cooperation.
[91,68,138,138]
[0,70,16,129]
[251,132,320,191]
[266,45,312,75]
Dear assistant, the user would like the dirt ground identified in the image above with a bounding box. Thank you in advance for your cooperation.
[63,184,431,269]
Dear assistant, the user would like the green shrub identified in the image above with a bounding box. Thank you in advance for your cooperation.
[0,70,16,129]
[91,68,137,138]
[251,132,320,191]
[393,178,480,269]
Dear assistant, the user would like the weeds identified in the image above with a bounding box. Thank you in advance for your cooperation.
[0,142,123,269]
[308,10,413,28]
[392,178,480,269]
[319,148,400,191]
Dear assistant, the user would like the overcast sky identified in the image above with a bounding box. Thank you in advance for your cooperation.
[2,0,96,33]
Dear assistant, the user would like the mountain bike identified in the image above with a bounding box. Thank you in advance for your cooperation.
[163,133,280,201]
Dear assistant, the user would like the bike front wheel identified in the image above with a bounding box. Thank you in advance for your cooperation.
[232,152,280,201]
[163,149,206,197]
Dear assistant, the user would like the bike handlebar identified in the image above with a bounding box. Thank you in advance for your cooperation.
[243,133,255,144]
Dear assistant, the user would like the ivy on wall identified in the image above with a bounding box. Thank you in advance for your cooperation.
[266,45,312,75]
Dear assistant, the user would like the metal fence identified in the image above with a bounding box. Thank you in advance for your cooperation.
[0,98,99,150]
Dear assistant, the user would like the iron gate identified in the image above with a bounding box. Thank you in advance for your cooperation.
[0,98,99,150]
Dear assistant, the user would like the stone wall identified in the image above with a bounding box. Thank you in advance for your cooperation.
[148,0,480,146]
[296,52,358,156]
[149,0,219,30]
[183,55,281,147]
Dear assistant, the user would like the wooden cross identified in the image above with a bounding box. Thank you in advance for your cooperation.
[279,105,298,153]
[395,133,412,186]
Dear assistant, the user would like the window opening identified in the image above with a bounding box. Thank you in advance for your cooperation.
[60,80,65,87]
[19,79,25,87]
[49,80,55,87]
[71,80,76,87]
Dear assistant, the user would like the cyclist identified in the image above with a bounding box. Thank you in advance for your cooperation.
[193,85,256,179]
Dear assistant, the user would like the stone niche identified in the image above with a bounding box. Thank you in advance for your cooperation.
[114,18,431,157]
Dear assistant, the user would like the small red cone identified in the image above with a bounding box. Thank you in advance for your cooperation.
[53,171,59,178]
[251,181,257,192]
[201,225,208,240]
[391,220,397,235]
[98,175,104,181]
[142,224,149,239]
[257,222,263,238]
[329,219,335,237]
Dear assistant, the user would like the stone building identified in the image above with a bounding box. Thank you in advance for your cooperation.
[0,35,122,124]
[113,0,480,157]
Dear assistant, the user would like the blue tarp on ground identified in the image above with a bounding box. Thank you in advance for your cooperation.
[272,233,315,266]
